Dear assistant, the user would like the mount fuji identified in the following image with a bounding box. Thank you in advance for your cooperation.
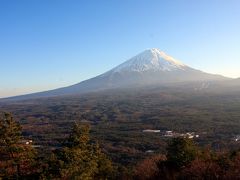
[3,48,229,100]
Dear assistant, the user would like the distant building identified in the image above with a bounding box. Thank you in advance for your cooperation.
[145,150,154,153]
[143,129,161,133]
[20,139,33,145]
[234,135,240,142]
[164,131,173,137]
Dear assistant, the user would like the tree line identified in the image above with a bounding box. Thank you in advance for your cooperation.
[1,112,240,179]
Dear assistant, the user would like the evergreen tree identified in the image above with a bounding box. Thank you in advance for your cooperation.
[166,137,198,168]
[46,123,114,179]
[0,112,37,179]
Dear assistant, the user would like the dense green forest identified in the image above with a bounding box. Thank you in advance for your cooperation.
[1,88,240,179]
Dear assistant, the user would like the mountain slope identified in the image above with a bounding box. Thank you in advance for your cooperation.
[2,48,230,100]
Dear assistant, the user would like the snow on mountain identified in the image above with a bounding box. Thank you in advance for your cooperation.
[1,48,230,101]
[111,48,187,73]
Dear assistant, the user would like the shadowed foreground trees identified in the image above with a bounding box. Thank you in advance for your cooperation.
[0,112,38,179]
[0,113,115,179]
[134,137,240,180]
[43,123,115,179]
[166,137,198,168]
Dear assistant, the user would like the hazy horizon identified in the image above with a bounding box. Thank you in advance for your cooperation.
[1,0,240,98]
[0,48,236,98]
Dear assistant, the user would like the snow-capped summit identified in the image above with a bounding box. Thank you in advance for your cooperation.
[112,48,187,73]
[3,48,229,101]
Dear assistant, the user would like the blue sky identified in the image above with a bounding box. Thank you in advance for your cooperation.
[0,0,240,97]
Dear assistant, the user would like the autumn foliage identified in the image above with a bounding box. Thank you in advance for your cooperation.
[134,137,240,180]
